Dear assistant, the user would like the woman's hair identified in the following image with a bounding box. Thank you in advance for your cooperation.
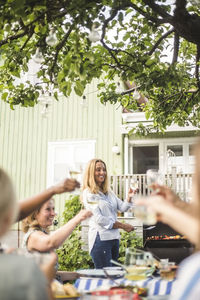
[22,208,41,233]
[82,159,109,194]
[0,168,17,225]
[22,199,54,233]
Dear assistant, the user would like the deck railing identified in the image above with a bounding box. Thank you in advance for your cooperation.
[110,173,193,202]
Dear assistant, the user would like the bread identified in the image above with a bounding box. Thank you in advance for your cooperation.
[51,280,65,295]
[63,283,79,297]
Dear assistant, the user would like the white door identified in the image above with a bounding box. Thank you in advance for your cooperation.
[47,140,96,187]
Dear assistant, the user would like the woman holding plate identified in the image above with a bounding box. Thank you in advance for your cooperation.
[82,158,135,269]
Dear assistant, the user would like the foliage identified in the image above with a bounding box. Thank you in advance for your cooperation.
[0,1,200,131]
[56,194,93,271]
[56,194,143,270]
[118,230,143,264]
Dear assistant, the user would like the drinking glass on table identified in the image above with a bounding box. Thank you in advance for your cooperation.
[125,248,154,280]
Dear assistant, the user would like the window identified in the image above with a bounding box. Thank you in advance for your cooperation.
[167,145,183,156]
[166,143,194,173]
[47,140,96,186]
[133,146,159,174]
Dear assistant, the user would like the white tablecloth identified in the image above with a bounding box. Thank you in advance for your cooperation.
[74,277,176,296]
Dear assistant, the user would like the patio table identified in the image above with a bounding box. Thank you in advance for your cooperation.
[74,277,176,297]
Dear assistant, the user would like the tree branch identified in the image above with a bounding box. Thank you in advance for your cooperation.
[129,2,160,24]
[49,24,74,82]
[121,86,141,95]
[0,30,28,47]
[195,44,200,89]
[142,0,172,19]
[148,28,174,56]
[100,6,125,69]
[20,27,35,51]
[172,31,180,64]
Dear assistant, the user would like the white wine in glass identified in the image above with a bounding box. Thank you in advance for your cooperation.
[130,179,139,190]
[69,170,80,180]
[87,199,98,205]
[68,167,81,194]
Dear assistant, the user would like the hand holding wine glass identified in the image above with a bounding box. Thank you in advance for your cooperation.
[68,165,82,194]
[127,179,139,202]
[146,169,164,192]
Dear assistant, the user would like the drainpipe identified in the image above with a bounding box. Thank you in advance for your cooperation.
[124,134,129,174]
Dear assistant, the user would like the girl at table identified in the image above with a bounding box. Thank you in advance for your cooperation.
[82,158,135,269]
[22,200,92,252]
[22,197,92,281]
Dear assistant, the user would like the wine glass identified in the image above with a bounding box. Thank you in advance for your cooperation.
[130,179,139,190]
[132,196,157,225]
[68,165,82,194]
[146,169,163,185]
[146,169,164,192]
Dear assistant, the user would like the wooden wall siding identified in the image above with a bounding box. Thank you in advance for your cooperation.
[0,79,123,226]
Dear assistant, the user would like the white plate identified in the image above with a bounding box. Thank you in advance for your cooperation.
[77,268,125,279]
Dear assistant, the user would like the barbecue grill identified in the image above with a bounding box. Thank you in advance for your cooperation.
[143,222,194,264]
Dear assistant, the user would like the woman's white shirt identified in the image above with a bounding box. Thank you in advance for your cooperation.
[82,188,131,253]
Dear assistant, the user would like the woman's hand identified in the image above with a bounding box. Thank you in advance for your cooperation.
[75,209,93,222]
[135,194,175,223]
[151,184,193,213]
[127,188,138,203]
[112,221,134,232]
[122,223,134,232]
[52,178,80,194]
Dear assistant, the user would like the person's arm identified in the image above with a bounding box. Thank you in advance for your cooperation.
[84,191,135,232]
[27,209,92,252]
[17,178,80,221]
[112,221,134,232]
[115,188,138,213]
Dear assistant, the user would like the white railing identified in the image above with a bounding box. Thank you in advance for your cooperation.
[110,173,193,202]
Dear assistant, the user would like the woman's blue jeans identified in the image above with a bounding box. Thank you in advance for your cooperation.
[90,233,119,268]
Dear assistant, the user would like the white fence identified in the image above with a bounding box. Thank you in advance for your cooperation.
[110,173,193,202]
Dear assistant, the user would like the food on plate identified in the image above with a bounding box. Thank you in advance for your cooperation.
[111,286,148,297]
[146,234,186,240]
[51,280,79,297]
[63,283,79,297]
[51,280,65,295]
[132,294,142,300]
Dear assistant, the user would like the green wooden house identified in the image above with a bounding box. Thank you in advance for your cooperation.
[0,77,198,247]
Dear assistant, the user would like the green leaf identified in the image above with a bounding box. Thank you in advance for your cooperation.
[1,92,8,101]
[74,81,84,96]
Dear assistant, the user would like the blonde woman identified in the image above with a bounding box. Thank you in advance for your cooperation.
[22,198,91,252]
[82,159,135,268]
[0,168,55,300]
